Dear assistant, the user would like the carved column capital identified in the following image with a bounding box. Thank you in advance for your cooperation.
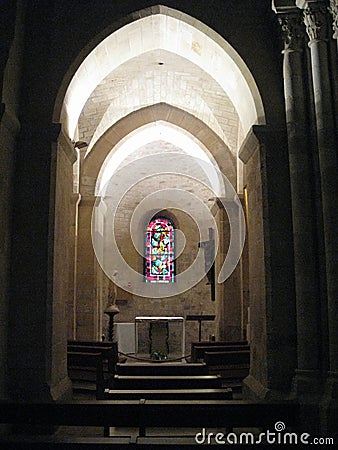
[303,1,329,42]
[278,11,306,51]
[328,0,338,39]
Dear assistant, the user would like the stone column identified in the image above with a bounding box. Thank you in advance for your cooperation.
[49,128,76,401]
[0,0,24,403]
[277,7,321,394]
[300,0,338,433]
[75,194,97,339]
[302,0,338,369]
[214,198,242,341]
[0,105,20,401]
[328,0,338,48]
[328,1,338,138]
[239,126,297,400]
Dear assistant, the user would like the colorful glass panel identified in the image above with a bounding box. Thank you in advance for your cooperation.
[145,217,174,282]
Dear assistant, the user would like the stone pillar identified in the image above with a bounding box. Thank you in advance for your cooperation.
[240,192,250,341]
[214,198,242,341]
[67,192,80,340]
[49,128,76,400]
[0,0,24,403]
[0,105,20,401]
[75,194,97,339]
[328,1,338,139]
[277,7,321,394]
[303,0,338,366]
[299,0,338,434]
[328,0,338,48]
[239,126,297,400]
[73,146,101,340]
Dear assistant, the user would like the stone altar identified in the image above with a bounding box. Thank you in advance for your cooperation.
[135,316,185,358]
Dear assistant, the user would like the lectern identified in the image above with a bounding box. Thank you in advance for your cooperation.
[186,314,216,341]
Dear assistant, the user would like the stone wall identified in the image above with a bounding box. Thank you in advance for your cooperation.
[244,142,268,388]
[76,135,239,347]
[103,205,216,354]
[214,201,244,342]
[240,126,297,399]
[51,131,76,399]
[75,195,97,339]
[0,1,23,400]
[0,109,16,398]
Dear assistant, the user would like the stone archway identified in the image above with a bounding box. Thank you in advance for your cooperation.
[83,103,236,188]
[56,5,265,143]
[53,3,296,403]
[73,103,239,346]
[53,2,266,387]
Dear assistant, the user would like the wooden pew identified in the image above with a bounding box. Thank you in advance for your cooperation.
[111,374,223,389]
[67,341,118,396]
[191,340,248,362]
[203,350,250,381]
[211,364,250,381]
[67,340,118,372]
[0,399,300,448]
[115,362,208,376]
[204,350,250,366]
[67,351,105,398]
[68,340,116,346]
[68,345,116,371]
[191,344,250,362]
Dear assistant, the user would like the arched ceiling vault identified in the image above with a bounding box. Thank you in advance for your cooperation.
[61,9,265,159]
[82,103,236,187]
[79,49,239,154]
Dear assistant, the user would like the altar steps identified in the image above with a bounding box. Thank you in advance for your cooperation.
[115,362,208,376]
[110,374,223,389]
[102,361,233,401]
[102,388,233,400]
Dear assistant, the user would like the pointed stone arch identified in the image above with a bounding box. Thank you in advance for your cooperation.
[51,2,296,408]
[55,5,265,145]
[81,103,236,194]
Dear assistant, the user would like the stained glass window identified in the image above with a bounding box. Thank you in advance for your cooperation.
[145,217,175,283]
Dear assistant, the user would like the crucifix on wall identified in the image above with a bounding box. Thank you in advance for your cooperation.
[198,227,215,301]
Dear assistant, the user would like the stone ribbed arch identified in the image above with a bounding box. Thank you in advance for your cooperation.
[81,103,236,194]
[57,4,265,141]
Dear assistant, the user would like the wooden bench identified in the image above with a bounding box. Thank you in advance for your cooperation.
[203,350,250,381]
[0,399,300,447]
[115,362,209,376]
[67,351,105,397]
[210,364,250,381]
[204,350,250,366]
[111,374,223,389]
[191,340,248,362]
[68,340,117,347]
[67,341,118,396]
[68,345,116,372]
[67,340,118,373]
[191,344,250,362]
